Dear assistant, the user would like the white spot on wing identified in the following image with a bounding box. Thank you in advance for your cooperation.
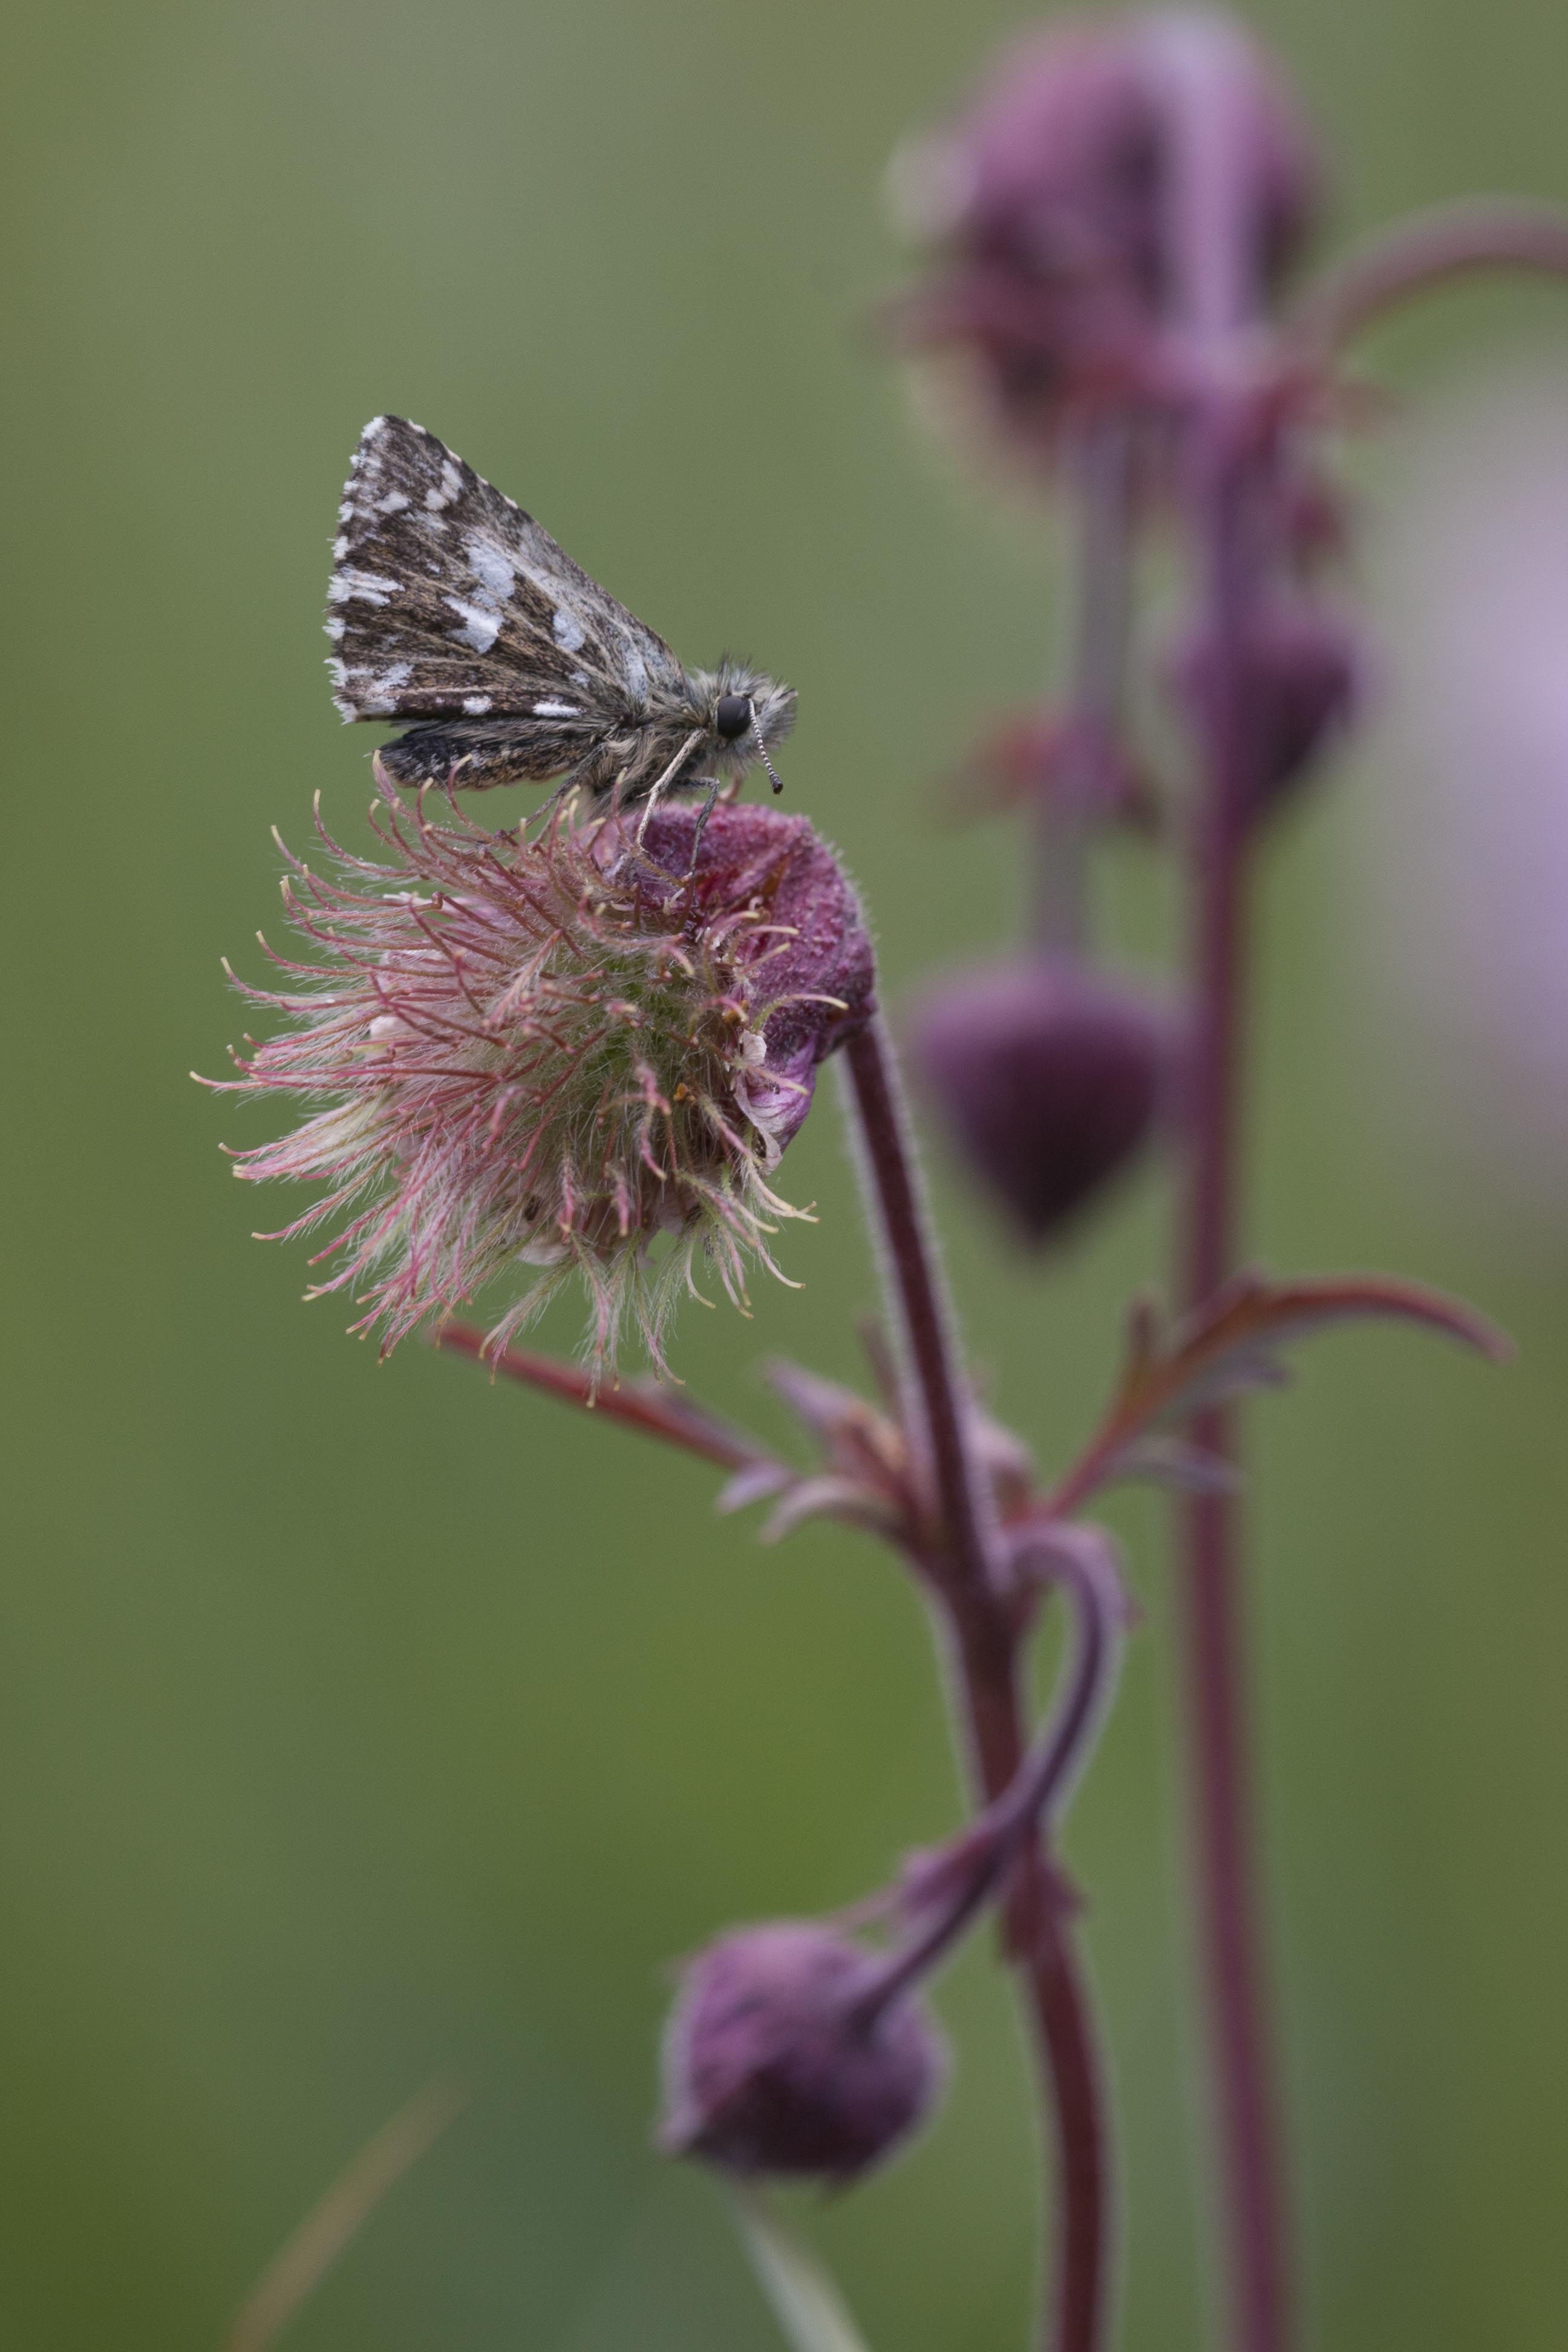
[462,694,493,715]
[332,534,348,559]
[552,607,586,652]
[466,534,515,604]
[376,490,410,516]
[425,455,465,514]
[326,655,358,717]
[328,567,401,607]
[353,659,412,716]
[532,699,580,719]
[443,596,502,655]
[324,616,345,642]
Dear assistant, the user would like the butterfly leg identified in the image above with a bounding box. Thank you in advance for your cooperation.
[684,781,721,876]
[635,730,705,843]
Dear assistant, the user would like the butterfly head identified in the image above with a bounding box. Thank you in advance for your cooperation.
[694,663,797,795]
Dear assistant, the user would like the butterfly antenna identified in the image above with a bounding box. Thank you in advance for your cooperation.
[749,710,785,795]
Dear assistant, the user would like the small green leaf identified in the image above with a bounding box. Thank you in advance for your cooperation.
[730,2189,877,2352]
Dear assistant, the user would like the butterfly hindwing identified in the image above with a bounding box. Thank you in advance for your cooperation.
[325,417,688,753]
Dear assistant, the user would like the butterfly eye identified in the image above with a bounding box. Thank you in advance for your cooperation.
[714,693,753,740]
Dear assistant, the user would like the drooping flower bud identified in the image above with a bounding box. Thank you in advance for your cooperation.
[206,792,874,1376]
[887,11,1318,458]
[910,956,1175,1241]
[659,1922,946,2181]
[1170,600,1358,821]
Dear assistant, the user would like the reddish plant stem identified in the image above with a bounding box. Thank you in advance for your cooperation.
[1290,195,1568,356]
[1157,28,1296,2347]
[858,1535,1121,2022]
[842,1022,998,1603]
[843,1022,1112,2352]
[1033,416,1134,958]
[436,1321,783,1474]
[1179,695,1289,2352]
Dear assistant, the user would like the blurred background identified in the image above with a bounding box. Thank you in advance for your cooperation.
[5,1,1568,2346]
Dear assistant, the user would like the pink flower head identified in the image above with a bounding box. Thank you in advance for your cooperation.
[887,11,1318,456]
[659,1922,946,2181]
[206,790,874,1376]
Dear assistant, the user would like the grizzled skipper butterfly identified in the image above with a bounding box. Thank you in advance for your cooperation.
[325,416,794,830]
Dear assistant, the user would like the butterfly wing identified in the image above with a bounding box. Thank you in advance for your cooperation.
[325,417,691,768]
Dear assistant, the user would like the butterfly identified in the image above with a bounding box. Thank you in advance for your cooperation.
[325,416,795,826]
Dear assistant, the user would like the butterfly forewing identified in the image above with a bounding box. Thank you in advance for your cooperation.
[325,416,688,750]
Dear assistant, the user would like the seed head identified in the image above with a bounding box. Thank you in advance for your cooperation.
[207,791,874,1376]
[659,1922,946,2181]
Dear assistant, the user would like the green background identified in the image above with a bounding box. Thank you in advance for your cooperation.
[5,1,1567,2346]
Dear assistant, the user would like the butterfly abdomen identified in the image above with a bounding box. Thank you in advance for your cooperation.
[379,715,598,792]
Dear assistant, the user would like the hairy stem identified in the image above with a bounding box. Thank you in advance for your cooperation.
[841,1022,998,1601]
[842,1022,1112,2352]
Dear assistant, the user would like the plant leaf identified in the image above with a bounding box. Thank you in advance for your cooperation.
[730,2190,877,2352]
[1042,1269,1510,1517]
[1108,1435,1242,1494]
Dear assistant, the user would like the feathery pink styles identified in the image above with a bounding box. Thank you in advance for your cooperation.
[659,1923,946,2181]
[204,792,874,1374]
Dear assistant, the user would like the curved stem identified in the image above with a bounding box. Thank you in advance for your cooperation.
[856,1535,1122,2021]
[1290,196,1568,355]
[841,1022,1113,2352]
[949,1607,1112,2352]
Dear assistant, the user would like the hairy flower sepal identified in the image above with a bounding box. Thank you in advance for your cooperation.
[207,789,874,1377]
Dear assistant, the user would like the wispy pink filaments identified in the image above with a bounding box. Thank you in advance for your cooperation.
[202,787,875,1378]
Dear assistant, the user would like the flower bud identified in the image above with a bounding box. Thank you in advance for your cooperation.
[1171,602,1358,820]
[910,956,1174,1241]
[659,1922,946,2181]
[887,13,1318,456]
[209,794,874,1375]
